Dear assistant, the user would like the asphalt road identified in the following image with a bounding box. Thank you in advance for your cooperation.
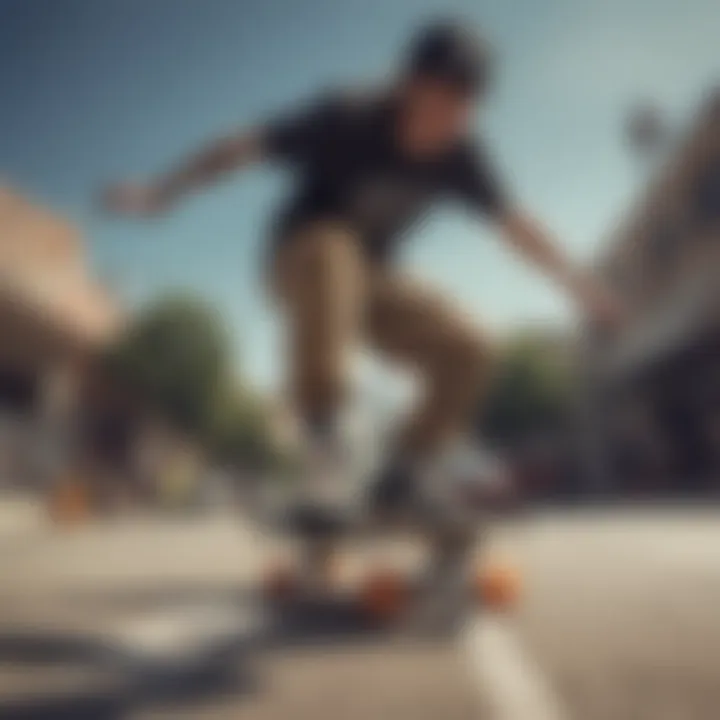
[0,504,718,719]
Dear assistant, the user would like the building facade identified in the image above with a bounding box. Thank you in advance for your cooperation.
[0,187,123,489]
[580,90,720,496]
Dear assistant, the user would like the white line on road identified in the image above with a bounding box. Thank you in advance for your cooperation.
[462,615,568,720]
[105,604,261,660]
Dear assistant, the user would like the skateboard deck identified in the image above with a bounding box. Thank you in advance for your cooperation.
[251,464,520,635]
[259,500,495,636]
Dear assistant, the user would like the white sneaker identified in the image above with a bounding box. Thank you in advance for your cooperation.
[282,436,354,536]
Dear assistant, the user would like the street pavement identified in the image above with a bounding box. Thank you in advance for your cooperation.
[0,504,719,719]
[0,491,44,541]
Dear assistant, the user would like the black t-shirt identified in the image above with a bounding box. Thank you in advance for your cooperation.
[263,89,510,263]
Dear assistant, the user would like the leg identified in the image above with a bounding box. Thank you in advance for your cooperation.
[270,223,367,590]
[367,271,493,460]
[365,275,492,628]
[272,221,367,442]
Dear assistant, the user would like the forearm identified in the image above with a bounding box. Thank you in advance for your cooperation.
[498,210,588,297]
[154,130,265,204]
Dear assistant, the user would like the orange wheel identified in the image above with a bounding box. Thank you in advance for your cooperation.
[473,560,522,611]
[262,561,299,603]
[358,568,410,625]
[48,481,90,527]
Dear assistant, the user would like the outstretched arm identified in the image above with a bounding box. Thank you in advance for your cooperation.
[102,129,266,216]
[498,209,623,328]
[451,143,624,329]
[102,91,341,218]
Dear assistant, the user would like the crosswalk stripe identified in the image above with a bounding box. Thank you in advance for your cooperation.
[462,615,568,720]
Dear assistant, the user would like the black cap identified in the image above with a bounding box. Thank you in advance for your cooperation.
[404,20,493,96]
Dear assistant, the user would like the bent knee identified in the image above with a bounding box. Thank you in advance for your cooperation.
[453,327,492,365]
[273,221,366,316]
[294,222,364,276]
[442,328,495,387]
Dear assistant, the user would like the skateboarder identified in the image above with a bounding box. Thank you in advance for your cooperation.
[104,19,621,527]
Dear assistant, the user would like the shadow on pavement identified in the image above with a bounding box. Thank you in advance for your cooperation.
[0,630,129,720]
[0,627,259,720]
[0,584,446,718]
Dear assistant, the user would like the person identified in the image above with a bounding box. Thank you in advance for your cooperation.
[104,19,622,527]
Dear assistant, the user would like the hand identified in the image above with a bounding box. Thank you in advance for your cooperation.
[101,182,171,217]
[576,277,625,333]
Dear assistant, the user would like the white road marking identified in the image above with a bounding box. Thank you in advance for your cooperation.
[462,615,568,720]
[106,604,260,659]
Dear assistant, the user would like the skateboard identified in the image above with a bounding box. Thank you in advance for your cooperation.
[260,500,520,636]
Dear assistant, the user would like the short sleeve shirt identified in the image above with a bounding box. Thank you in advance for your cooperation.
[263,89,510,263]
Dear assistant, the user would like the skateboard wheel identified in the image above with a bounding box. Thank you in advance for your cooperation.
[262,561,299,603]
[48,481,91,527]
[473,560,522,611]
[358,569,410,625]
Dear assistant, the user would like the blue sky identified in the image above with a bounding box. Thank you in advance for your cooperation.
[1,0,718,399]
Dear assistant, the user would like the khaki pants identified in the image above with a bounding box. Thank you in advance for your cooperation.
[271,221,493,458]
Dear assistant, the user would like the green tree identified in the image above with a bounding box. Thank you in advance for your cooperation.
[106,292,300,475]
[480,330,576,447]
[207,382,301,475]
[208,383,269,465]
[106,294,231,435]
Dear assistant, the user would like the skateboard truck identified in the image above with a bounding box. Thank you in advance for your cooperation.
[261,499,520,636]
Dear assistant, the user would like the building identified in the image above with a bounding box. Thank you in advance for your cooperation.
[580,90,720,496]
[0,187,227,511]
[0,186,123,487]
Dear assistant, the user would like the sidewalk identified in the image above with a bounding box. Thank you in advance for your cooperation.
[0,491,45,539]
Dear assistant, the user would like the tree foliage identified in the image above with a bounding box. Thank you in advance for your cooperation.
[106,293,231,435]
[206,382,275,468]
[480,330,576,447]
[105,292,295,472]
